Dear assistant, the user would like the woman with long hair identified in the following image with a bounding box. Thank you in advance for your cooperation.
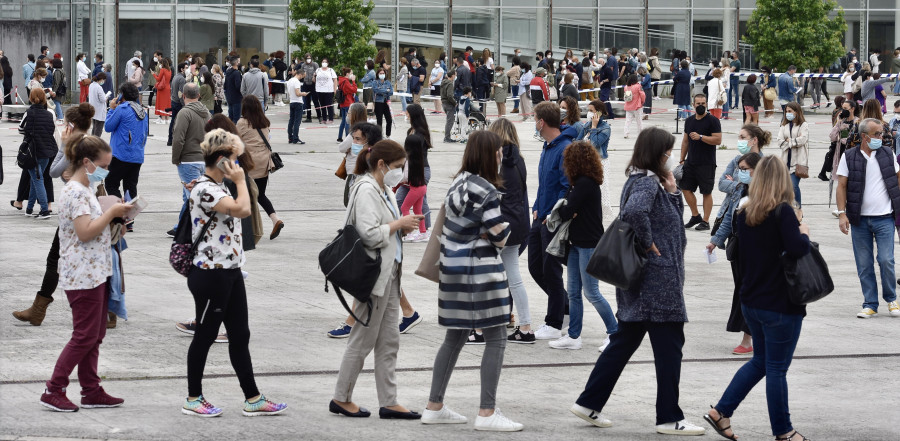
[1,55,14,106]
[396,104,433,229]
[399,134,428,241]
[19,88,57,219]
[337,66,359,142]
[705,156,811,441]
[776,102,809,208]
[211,64,225,115]
[236,95,283,240]
[422,130,521,431]
[549,141,618,352]
[488,118,533,342]
[153,58,172,123]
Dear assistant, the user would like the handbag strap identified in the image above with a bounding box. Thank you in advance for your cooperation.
[256,128,272,152]
[189,210,216,255]
[330,282,372,327]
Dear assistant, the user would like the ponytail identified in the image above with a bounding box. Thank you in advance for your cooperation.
[65,135,111,173]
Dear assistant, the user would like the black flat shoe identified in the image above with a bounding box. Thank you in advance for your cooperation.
[379,407,422,420]
[329,400,370,418]
[10,200,21,210]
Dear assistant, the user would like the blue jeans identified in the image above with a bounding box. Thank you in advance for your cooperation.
[287,102,303,143]
[512,85,519,110]
[677,104,691,120]
[728,77,740,109]
[893,79,900,95]
[338,106,349,139]
[566,246,618,338]
[53,100,63,120]
[174,163,205,228]
[715,305,803,436]
[27,157,50,212]
[850,214,897,311]
[227,100,241,124]
[789,172,801,207]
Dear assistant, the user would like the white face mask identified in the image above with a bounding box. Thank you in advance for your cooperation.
[187,58,192,63]
[322,62,328,68]
[153,57,158,62]
[665,153,677,171]
[200,77,205,83]
[586,111,595,121]
[378,74,385,80]
[306,58,311,63]
[382,166,403,188]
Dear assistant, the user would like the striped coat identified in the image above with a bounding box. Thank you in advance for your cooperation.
[438,172,511,329]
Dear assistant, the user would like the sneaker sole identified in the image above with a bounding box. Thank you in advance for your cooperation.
[422,418,468,424]
[534,335,561,340]
[549,345,582,350]
[175,324,195,335]
[326,331,351,338]
[40,401,78,412]
[464,342,486,345]
[656,428,706,436]
[474,423,524,432]
[857,314,876,319]
[242,407,287,417]
[81,402,123,408]
[508,339,536,344]
[182,408,223,417]
[570,407,612,428]
[399,316,423,334]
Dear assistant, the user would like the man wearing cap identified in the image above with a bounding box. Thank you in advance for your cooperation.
[126,51,143,82]
[299,53,320,122]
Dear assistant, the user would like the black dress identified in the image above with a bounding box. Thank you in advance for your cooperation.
[726,186,749,334]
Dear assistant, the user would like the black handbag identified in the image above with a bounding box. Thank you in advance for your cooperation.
[586,185,646,291]
[318,183,381,326]
[169,203,216,277]
[16,139,37,170]
[257,128,284,173]
[783,244,835,305]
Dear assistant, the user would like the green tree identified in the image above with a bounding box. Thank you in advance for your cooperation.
[744,0,847,71]
[288,0,378,72]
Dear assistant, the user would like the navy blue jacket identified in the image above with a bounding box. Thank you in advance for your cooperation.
[499,144,530,247]
[535,127,576,219]
[224,67,243,104]
[672,68,692,106]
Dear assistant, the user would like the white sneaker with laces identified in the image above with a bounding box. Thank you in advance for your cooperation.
[534,324,562,340]
[474,408,523,432]
[656,419,706,436]
[857,308,877,318]
[403,232,423,242]
[598,335,611,352]
[549,335,582,350]
[569,403,612,428]
[888,301,900,317]
[414,231,430,243]
[421,406,468,424]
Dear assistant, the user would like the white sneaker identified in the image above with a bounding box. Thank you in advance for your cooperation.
[889,301,900,317]
[474,409,523,432]
[403,232,423,242]
[549,335,582,350]
[421,406,468,424]
[534,324,562,340]
[656,419,706,436]
[598,335,611,352]
[414,231,430,243]
[857,307,877,318]
[569,403,612,428]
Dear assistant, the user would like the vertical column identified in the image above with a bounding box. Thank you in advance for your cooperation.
[859,0,867,57]
[895,0,900,53]
[498,5,504,59]
[392,0,399,74]
[593,0,600,53]
[686,0,693,57]
[447,0,453,56]
[494,7,501,60]
[170,5,177,63]
[640,0,648,52]
[229,0,235,52]
[535,1,548,54]
[722,0,734,58]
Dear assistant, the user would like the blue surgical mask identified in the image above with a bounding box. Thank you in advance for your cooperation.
[351,143,364,155]
[737,169,752,185]
[736,140,751,154]
[868,137,883,149]
[786,113,795,121]
[87,160,109,186]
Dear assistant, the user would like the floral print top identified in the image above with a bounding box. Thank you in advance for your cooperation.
[190,175,245,269]
[58,181,112,290]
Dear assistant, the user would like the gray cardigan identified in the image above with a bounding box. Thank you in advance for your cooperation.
[347,173,402,297]
[617,172,688,323]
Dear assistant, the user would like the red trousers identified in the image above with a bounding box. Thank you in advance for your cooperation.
[47,282,109,395]
[79,83,89,103]
[400,185,427,233]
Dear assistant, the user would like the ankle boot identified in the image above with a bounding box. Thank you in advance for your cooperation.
[107,312,117,329]
[12,294,53,326]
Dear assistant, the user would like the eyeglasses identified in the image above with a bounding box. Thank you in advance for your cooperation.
[868,132,884,138]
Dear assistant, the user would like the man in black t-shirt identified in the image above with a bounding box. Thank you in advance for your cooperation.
[679,93,722,231]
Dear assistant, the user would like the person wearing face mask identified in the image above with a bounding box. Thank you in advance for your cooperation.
[776,103,809,208]
[76,53,91,103]
[713,124,770,239]
[299,54,321,122]
[428,59,445,114]
[39,135,131,412]
[680,94,723,231]
[152,58,172,124]
[888,100,900,149]
[571,127,705,436]
[125,50,142,85]
[841,64,856,102]
[491,65,508,117]
[18,88,57,219]
[147,51,163,107]
[168,62,189,146]
[331,139,423,420]
[371,67,393,137]
[315,58,338,125]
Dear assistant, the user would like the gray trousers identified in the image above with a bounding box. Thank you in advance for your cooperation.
[428,325,507,409]
[443,103,456,140]
[334,263,401,407]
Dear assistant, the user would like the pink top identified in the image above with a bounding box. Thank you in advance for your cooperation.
[623,84,645,111]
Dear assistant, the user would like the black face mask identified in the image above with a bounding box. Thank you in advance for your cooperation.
[840,109,850,119]
[695,105,707,115]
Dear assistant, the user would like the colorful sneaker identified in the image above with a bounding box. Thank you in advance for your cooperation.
[81,387,124,408]
[182,395,223,417]
[399,311,423,334]
[176,319,196,335]
[40,388,79,412]
[888,301,900,317]
[857,308,878,319]
[327,322,352,338]
[732,345,753,355]
[413,231,430,243]
[507,327,536,344]
[465,329,485,345]
[242,394,287,417]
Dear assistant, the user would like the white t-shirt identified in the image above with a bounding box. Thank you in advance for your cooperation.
[837,149,900,216]
[58,181,112,290]
[315,68,337,93]
[286,77,303,103]
[189,176,245,269]
[842,73,855,93]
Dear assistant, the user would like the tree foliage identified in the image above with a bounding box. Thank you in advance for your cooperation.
[745,0,847,71]
[288,0,378,72]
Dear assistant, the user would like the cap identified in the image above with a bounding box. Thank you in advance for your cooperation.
[535,67,547,76]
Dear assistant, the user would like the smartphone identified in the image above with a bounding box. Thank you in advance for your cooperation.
[117,94,123,102]
[216,156,230,172]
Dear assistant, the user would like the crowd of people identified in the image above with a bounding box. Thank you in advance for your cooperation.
[4,42,900,440]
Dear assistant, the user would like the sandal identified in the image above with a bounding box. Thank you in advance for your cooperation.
[703,406,737,440]
[10,200,22,210]
[775,431,810,441]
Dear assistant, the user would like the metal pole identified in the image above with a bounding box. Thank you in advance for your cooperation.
[448,0,453,57]
[643,0,648,52]
[548,0,553,53]
[115,0,119,89]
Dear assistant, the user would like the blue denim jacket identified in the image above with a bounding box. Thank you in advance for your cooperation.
[373,79,393,103]
[777,73,797,101]
[360,69,375,88]
[579,119,611,159]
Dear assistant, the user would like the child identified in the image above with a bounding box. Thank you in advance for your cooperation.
[401,133,429,242]
[459,86,473,117]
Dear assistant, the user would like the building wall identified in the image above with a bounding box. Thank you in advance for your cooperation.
[0,21,70,103]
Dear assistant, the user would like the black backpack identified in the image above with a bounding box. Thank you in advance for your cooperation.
[55,70,67,97]
[334,81,344,106]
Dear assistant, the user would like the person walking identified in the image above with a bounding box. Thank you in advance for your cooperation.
[548,140,618,352]
[181,129,287,417]
[836,117,900,319]
[570,127,705,437]
[776,103,809,209]
[704,156,812,441]
[315,58,338,125]
[336,67,358,143]
[440,68,457,143]
[167,62,188,146]
[396,104,433,230]
[330,140,422,420]
[224,56,243,123]
[39,135,131,412]
[623,74,645,139]
[372,67,394,138]
[19,88,57,219]
[153,59,172,124]
[742,74,761,125]
[421,130,521,432]
[237,95,284,240]
[168,82,209,237]
[103,83,148,211]
[680,93,723,231]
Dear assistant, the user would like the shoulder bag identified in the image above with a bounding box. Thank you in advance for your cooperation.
[170,204,217,277]
[256,128,283,172]
[318,182,381,326]
[415,204,446,283]
[335,157,348,180]
[586,180,647,291]
[783,241,834,305]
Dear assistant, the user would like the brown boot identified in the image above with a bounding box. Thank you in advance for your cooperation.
[12,294,53,326]
[107,312,117,329]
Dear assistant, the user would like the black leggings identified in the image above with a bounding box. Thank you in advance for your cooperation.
[38,227,61,299]
[187,267,259,399]
[105,157,142,199]
[374,102,392,137]
[253,176,276,216]
[318,92,335,121]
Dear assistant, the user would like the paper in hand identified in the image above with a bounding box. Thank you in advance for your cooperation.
[704,248,718,264]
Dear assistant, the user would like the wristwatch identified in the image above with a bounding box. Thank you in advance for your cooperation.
[836,210,846,215]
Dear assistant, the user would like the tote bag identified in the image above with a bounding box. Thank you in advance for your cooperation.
[586,185,646,291]
[415,204,446,283]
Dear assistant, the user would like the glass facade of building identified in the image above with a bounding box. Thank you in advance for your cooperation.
[0,0,898,101]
